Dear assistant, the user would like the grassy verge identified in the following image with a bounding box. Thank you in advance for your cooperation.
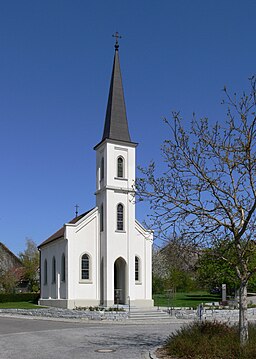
[163,321,256,359]
[153,291,221,308]
[0,302,45,309]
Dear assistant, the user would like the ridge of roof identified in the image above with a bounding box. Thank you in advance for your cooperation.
[38,208,95,248]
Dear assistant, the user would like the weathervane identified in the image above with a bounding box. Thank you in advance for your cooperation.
[112,31,122,50]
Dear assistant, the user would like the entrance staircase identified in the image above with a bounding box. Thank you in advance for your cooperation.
[121,306,171,321]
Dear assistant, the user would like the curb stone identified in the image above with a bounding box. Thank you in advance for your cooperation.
[141,346,161,359]
[0,308,128,321]
[149,347,160,359]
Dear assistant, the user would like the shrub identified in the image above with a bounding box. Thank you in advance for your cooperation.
[107,307,124,312]
[164,321,256,359]
[0,292,39,304]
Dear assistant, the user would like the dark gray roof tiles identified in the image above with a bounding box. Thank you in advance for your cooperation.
[102,48,131,143]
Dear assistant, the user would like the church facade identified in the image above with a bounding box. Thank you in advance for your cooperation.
[38,41,153,309]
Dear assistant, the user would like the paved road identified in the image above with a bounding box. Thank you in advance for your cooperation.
[0,316,184,359]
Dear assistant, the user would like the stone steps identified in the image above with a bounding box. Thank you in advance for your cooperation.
[127,308,171,320]
[110,304,172,320]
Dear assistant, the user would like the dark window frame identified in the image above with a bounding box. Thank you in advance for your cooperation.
[100,157,104,180]
[100,204,104,232]
[117,203,124,231]
[61,253,66,282]
[52,256,56,284]
[135,256,139,281]
[44,259,48,285]
[81,253,90,280]
[117,156,124,178]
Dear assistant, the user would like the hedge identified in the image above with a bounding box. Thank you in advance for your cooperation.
[0,292,40,303]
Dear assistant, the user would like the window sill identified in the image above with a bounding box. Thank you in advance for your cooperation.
[135,281,142,285]
[115,230,126,233]
[114,177,128,181]
[79,280,93,284]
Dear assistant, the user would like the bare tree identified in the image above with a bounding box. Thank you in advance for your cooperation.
[136,76,256,345]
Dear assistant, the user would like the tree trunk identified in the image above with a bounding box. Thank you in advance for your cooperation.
[239,281,248,345]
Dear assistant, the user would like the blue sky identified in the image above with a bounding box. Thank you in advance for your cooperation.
[0,0,255,255]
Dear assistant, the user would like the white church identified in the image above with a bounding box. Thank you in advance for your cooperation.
[38,39,153,309]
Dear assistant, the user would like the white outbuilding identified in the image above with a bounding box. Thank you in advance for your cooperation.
[38,40,153,309]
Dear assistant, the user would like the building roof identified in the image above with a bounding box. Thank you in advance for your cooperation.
[38,209,94,248]
[101,45,131,143]
[0,242,22,266]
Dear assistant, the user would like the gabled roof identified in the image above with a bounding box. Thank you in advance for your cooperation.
[0,242,22,266]
[38,209,94,249]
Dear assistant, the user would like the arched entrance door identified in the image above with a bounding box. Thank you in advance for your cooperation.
[114,257,126,304]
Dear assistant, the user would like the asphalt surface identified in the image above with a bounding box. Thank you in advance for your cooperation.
[0,316,183,359]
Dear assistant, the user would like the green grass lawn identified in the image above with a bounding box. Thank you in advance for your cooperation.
[0,292,220,310]
[153,291,221,308]
[0,302,45,309]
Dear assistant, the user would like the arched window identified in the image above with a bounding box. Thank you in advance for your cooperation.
[117,203,124,231]
[52,256,56,284]
[135,256,140,282]
[100,157,104,180]
[81,253,90,280]
[61,253,65,282]
[100,204,104,232]
[44,259,48,285]
[117,156,124,178]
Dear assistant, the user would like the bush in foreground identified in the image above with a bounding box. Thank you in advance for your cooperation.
[164,321,256,359]
[0,292,39,304]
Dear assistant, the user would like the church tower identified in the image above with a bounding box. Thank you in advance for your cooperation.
[94,36,138,306]
[38,36,153,309]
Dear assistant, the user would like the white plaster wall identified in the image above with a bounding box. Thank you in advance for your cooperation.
[40,135,153,308]
[66,208,99,303]
[103,142,136,304]
[107,142,135,189]
[95,140,136,192]
[129,222,153,301]
[95,139,153,306]
[40,238,67,300]
[145,235,153,299]
[96,145,106,192]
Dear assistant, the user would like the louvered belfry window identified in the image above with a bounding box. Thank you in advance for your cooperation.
[117,157,124,178]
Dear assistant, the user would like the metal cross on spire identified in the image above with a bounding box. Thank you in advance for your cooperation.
[75,204,79,218]
[112,32,122,51]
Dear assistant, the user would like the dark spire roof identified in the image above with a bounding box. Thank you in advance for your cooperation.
[101,44,131,143]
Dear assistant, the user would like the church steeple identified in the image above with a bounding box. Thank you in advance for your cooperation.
[101,34,131,143]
